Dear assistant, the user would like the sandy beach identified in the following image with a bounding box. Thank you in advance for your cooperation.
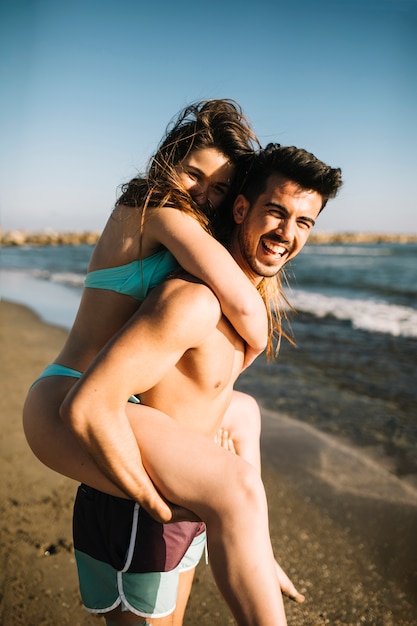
[1,299,417,625]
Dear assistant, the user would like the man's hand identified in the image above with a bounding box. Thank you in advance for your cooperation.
[168,503,201,524]
[137,479,175,523]
[128,463,200,524]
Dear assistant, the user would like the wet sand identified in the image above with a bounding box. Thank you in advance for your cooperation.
[1,300,416,625]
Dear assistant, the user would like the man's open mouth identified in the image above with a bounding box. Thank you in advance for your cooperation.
[261,239,287,258]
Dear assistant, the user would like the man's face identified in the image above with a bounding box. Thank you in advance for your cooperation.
[231,173,322,283]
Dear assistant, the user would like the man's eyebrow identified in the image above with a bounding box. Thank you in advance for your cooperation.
[266,202,316,227]
[298,214,316,227]
[266,201,286,211]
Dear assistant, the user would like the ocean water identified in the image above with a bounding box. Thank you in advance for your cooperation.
[286,243,417,337]
[1,242,416,482]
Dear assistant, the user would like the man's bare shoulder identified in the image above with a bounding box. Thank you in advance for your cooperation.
[162,274,221,317]
[141,274,223,341]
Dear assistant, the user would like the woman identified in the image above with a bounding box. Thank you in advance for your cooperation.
[23,100,301,625]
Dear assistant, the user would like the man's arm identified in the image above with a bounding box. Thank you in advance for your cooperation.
[60,277,221,508]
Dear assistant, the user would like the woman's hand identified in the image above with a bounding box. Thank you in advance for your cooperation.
[214,428,236,454]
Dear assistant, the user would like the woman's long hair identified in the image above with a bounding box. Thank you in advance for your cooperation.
[117,101,295,356]
[116,99,260,235]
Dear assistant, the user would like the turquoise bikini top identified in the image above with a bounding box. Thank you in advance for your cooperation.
[84,249,179,301]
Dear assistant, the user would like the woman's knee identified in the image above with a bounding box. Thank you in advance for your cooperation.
[232,459,266,508]
[206,457,267,525]
[225,391,261,437]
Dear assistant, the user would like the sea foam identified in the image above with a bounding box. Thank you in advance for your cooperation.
[288,289,417,338]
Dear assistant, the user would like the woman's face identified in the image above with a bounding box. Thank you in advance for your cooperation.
[175,148,235,213]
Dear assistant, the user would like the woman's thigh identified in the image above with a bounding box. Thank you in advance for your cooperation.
[23,378,125,495]
[125,402,263,521]
[24,379,264,519]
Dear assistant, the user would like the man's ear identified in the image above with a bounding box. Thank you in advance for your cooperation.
[233,194,250,224]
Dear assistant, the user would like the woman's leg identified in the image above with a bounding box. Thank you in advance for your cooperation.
[125,402,286,626]
[24,380,286,624]
[220,390,262,471]
[219,391,305,605]
[23,378,127,497]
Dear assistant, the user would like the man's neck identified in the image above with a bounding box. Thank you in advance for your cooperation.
[229,242,262,288]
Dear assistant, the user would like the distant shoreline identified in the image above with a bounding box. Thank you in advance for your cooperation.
[1,228,417,247]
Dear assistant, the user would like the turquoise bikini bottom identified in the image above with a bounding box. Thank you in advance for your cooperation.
[31,363,140,404]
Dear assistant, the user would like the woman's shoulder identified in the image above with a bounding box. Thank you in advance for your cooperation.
[88,205,150,270]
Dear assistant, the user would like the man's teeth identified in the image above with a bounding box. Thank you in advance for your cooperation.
[262,241,286,256]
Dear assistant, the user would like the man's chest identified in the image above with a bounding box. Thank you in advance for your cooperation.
[180,316,245,392]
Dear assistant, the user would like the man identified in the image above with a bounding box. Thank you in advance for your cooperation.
[61,143,342,626]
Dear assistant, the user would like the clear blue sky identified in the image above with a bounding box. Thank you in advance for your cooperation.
[1,0,416,233]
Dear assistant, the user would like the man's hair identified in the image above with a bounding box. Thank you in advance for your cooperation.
[239,143,342,212]
[227,143,343,358]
